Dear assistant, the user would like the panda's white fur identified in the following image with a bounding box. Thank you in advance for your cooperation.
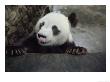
[35,12,73,46]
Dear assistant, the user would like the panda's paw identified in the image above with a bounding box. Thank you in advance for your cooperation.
[65,46,87,55]
[6,45,25,56]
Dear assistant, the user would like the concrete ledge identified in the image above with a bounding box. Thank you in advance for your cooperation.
[5,53,106,72]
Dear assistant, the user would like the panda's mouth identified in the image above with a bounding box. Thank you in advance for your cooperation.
[40,40,50,44]
[37,35,51,45]
[38,39,51,45]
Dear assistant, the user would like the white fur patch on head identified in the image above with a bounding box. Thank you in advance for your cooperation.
[35,12,73,46]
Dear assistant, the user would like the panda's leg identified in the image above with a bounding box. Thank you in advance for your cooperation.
[5,32,36,56]
[66,33,87,55]
[65,37,87,55]
[5,45,25,56]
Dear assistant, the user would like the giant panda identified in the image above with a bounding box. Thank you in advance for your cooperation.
[6,11,87,56]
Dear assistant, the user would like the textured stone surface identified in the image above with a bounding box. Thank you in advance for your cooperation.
[5,53,106,72]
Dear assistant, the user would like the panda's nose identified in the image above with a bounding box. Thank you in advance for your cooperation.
[38,33,46,38]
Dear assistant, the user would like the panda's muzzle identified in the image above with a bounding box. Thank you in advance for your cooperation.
[37,33,50,44]
[38,33,46,38]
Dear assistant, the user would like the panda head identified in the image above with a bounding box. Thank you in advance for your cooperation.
[35,12,77,46]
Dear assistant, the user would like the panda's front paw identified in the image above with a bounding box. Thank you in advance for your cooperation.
[6,45,25,56]
[65,46,87,55]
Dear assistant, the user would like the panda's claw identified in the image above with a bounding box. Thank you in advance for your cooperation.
[65,46,87,55]
[17,49,21,55]
[18,49,23,55]
[20,49,25,55]
[11,50,14,55]
[15,48,24,55]
[16,49,19,55]
[6,45,25,56]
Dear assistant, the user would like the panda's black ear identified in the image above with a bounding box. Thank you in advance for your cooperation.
[68,12,78,27]
[44,6,51,16]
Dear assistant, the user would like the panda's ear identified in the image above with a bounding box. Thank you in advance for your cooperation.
[43,6,51,16]
[68,12,78,27]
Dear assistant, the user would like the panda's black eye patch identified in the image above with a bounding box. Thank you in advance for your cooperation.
[39,22,45,29]
[52,25,60,36]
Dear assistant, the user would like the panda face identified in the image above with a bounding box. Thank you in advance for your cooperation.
[35,12,72,46]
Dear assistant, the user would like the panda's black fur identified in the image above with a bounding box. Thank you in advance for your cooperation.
[16,32,76,53]
[6,8,87,56]
[6,34,87,56]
